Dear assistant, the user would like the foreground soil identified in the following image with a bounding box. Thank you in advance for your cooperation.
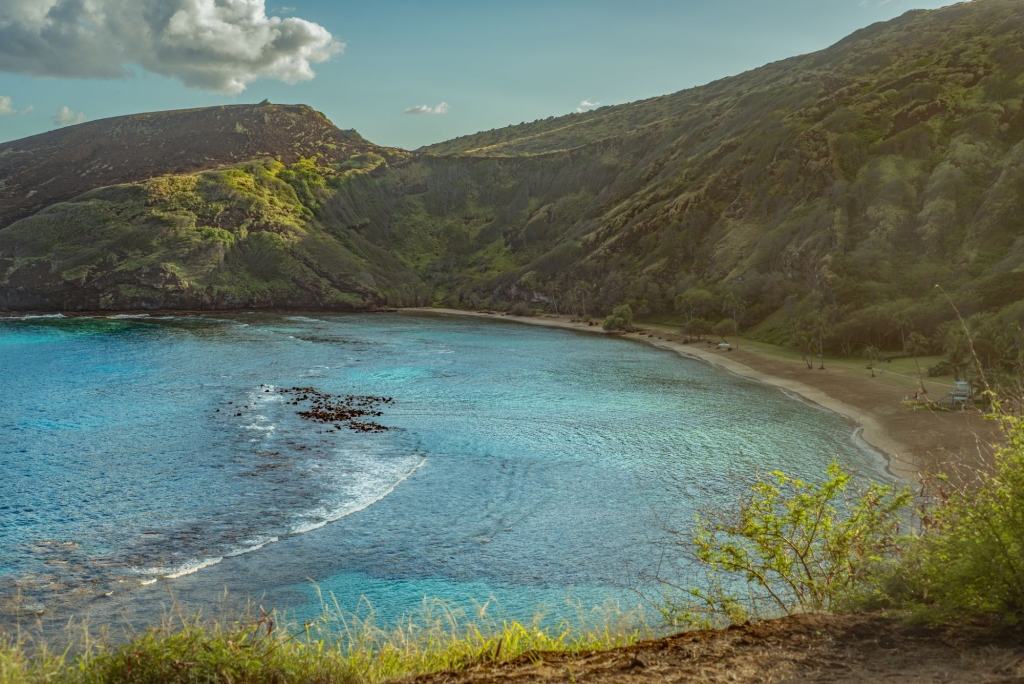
[414,613,1024,684]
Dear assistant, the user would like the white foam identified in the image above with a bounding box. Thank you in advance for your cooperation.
[164,556,224,579]
[225,537,279,557]
[248,386,284,404]
[136,555,225,583]
[130,456,425,585]
[242,419,276,432]
[7,313,65,320]
[290,457,427,535]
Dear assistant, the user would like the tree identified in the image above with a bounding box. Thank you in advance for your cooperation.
[603,304,634,332]
[863,345,880,378]
[573,280,591,318]
[712,318,733,342]
[938,321,971,382]
[792,330,816,370]
[889,309,913,352]
[722,291,746,346]
[809,315,833,370]
[676,288,715,326]
[908,332,929,394]
[686,317,712,341]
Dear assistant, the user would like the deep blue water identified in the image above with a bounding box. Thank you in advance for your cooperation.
[0,312,885,625]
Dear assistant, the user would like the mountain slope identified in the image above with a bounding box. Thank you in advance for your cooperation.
[0,103,384,230]
[0,105,417,310]
[336,0,1024,345]
[4,0,1024,341]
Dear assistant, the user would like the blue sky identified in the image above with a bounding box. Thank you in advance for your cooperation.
[0,0,954,149]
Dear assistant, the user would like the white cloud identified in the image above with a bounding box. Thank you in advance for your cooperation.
[405,102,449,115]
[53,105,87,126]
[576,99,600,113]
[0,95,32,115]
[0,0,344,95]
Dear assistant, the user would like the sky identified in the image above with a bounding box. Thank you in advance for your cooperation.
[0,0,958,150]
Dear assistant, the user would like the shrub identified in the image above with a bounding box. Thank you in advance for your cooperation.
[712,319,733,340]
[886,411,1024,624]
[508,301,534,316]
[603,304,634,332]
[665,402,1024,628]
[684,317,712,340]
[660,463,911,627]
[927,360,953,377]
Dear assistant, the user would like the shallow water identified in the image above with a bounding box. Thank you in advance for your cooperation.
[0,312,885,626]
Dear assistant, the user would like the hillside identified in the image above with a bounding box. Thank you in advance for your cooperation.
[347,0,1024,348]
[5,0,1024,344]
[0,104,417,310]
[0,103,386,230]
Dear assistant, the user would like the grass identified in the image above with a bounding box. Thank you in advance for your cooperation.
[637,321,956,394]
[0,596,649,684]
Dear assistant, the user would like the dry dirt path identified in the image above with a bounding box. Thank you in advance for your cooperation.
[411,614,1024,684]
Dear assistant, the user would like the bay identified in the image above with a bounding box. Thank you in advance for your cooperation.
[0,312,885,627]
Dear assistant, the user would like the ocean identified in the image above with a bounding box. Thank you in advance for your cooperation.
[0,312,886,628]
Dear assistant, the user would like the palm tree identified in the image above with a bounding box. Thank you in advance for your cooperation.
[792,330,816,370]
[863,345,880,378]
[938,321,971,382]
[809,315,833,370]
[574,281,591,318]
[891,310,913,352]
[722,292,746,348]
[908,332,929,394]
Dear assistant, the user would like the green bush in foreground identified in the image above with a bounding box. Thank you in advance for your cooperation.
[0,599,647,684]
[884,410,1024,624]
[662,406,1024,627]
[659,463,911,628]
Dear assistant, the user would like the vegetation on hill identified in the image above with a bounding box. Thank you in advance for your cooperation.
[338,0,1024,367]
[4,0,1024,362]
[0,103,396,231]
[0,155,418,310]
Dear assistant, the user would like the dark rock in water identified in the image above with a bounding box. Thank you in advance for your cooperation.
[280,386,392,433]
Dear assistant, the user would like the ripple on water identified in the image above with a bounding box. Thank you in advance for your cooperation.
[0,313,886,625]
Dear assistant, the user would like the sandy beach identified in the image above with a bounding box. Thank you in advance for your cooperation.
[405,308,1001,484]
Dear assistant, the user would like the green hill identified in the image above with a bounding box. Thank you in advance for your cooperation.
[4,0,1024,352]
[0,104,416,310]
[339,0,1024,347]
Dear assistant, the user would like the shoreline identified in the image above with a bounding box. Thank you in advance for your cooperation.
[403,308,996,484]
[3,306,995,483]
[2,305,995,635]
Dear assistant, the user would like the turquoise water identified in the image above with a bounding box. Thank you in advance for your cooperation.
[0,312,885,625]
